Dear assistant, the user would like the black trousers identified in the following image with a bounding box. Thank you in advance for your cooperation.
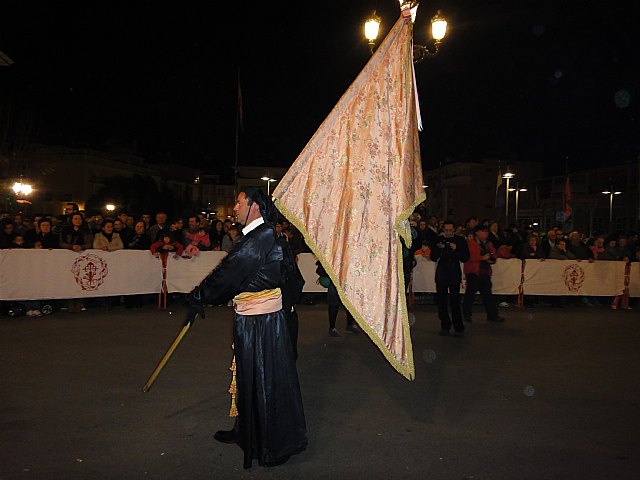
[463,273,499,320]
[436,283,464,333]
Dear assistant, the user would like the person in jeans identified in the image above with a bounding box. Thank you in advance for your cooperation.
[462,224,505,323]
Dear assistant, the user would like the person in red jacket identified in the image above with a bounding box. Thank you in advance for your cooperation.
[150,233,184,258]
[462,224,505,323]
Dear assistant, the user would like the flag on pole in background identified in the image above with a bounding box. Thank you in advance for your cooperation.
[273,9,423,380]
[563,175,572,218]
[495,166,505,208]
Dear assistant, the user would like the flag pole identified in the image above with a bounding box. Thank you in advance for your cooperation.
[234,69,241,201]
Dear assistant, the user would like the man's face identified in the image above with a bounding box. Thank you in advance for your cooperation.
[428,216,438,227]
[142,214,151,223]
[275,224,282,234]
[468,219,478,228]
[233,192,252,225]
[40,221,51,233]
[113,220,123,231]
[619,238,627,247]
[188,217,198,229]
[64,204,75,214]
[548,231,556,241]
[442,224,455,238]
[418,221,427,231]
[476,230,489,241]
[135,222,145,234]
[156,213,167,225]
[72,214,83,227]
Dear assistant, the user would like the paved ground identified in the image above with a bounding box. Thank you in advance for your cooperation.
[1,297,639,480]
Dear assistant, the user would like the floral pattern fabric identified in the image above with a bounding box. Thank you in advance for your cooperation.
[273,14,425,380]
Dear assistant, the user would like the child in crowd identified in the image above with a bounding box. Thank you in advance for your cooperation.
[150,234,184,258]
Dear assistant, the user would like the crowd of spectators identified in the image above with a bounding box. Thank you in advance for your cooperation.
[407,211,639,309]
[2,203,637,315]
[0,204,312,316]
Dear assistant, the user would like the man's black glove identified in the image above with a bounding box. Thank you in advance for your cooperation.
[186,286,206,322]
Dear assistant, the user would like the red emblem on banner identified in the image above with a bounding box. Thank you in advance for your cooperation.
[71,253,109,291]
[563,263,585,292]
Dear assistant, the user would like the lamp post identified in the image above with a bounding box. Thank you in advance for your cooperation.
[508,184,527,223]
[260,176,277,196]
[601,188,621,229]
[364,2,448,62]
[502,170,515,222]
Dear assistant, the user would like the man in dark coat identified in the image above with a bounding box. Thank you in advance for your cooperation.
[430,220,470,336]
[188,188,307,469]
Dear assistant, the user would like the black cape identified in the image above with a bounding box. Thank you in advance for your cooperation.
[196,222,307,468]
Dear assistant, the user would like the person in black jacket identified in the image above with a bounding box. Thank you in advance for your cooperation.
[430,220,470,337]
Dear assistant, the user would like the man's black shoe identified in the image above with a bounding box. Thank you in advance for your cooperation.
[214,429,236,444]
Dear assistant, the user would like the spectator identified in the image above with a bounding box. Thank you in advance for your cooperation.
[316,260,360,337]
[59,213,93,252]
[124,221,151,308]
[601,236,621,260]
[13,213,28,236]
[209,220,225,251]
[115,216,132,244]
[93,219,124,251]
[414,241,431,259]
[125,221,152,250]
[617,235,634,262]
[146,211,170,243]
[0,220,16,248]
[32,218,59,249]
[568,231,594,261]
[140,213,152,230]
[540,229,557,258]
[520,234,544,260]
[589,235,606,260]
[87,212,104,234]
[150,233,184,258]
[430,221,470,337]
[59,213,93,312]
[462,224,505,323]
[221,224,241,253]
[184,227,210,257]
[549,239,576,260]
[488,221,502,248]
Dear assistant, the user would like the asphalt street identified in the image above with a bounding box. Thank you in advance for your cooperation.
[1,298,639,480]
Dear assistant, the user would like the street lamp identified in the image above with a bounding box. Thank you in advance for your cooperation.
[364,2,448,62]
[260,176,277,195]
[12,179,32,196]
[601,188,621,227]
[508,184,527,223]
[502,170,515,221]
[105,204,116,213]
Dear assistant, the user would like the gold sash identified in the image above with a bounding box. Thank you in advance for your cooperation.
[232,288,282,315]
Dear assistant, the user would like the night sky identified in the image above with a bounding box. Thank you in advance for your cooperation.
[1,1,637,178]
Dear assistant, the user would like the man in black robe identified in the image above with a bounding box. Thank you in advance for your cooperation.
[188,188,307,469]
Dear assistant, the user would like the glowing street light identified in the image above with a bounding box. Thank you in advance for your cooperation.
[508,184,527,222]
[601,188,622,227]
[105,204,116,212]
[260,176,277,195]
[364,3,448,62]
[502,170,515,221]
[12,180,32,196]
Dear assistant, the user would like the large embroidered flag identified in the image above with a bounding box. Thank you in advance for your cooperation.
[273,10,424,380]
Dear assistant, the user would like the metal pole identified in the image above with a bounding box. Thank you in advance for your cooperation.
[515,188,520,222]
[609,193,613,226]
[505,177,510,222]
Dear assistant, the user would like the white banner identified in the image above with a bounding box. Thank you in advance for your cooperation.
[522,259,625,296]
[629,263,640,298]
[0,249,162,301]
[0,251,636,301]
[165,251,227,293]
[298,253,327,292]
[491,258,524,295]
